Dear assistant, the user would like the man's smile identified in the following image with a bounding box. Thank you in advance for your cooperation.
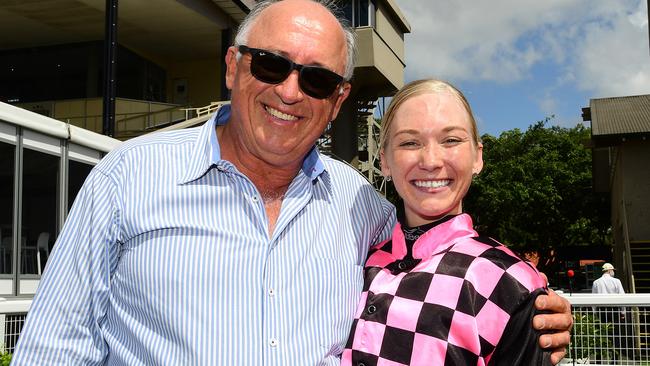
[265,105,299,121]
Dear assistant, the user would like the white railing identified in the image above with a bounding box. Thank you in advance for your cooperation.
[1,293,649,363]
[560,293,650,365]
[0,299,31,354]
[181,101,229,121]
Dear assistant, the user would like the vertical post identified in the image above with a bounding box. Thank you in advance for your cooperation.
[102,0,118,137]
[366,113,374,183]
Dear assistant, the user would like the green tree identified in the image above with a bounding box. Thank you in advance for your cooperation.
[463,119,610,255]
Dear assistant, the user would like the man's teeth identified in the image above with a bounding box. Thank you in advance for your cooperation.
[266,106,298,121]
[414,180,450,188]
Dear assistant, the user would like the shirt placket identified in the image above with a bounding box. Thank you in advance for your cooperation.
[262,174,316,365]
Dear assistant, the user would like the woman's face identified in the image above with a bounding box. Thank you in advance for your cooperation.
[381,91,483,227]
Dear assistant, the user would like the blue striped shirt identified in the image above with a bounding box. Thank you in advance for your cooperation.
[13,105,396,365]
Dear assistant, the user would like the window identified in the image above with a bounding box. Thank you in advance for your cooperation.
[68,160,94,210]
[20,149,59,275]
[0,118,107,295]
[339,0,376,27]
[0,142,15,275]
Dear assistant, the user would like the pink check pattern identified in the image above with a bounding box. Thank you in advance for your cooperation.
[341,214,547,366]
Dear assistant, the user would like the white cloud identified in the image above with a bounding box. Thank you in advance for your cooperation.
[537,93,558,116]
[396,0,650,98]
[572,1,650,97]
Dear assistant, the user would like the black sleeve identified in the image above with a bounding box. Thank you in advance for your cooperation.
[488,288,553,366]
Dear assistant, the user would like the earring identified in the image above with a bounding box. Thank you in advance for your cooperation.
[385,176,392,182]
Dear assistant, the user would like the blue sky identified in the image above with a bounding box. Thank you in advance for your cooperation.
[394,0,650,137]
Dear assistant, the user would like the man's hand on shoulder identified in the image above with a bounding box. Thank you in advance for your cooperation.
[533,288,573,364]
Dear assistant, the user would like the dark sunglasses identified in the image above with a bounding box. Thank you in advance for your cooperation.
[238,45,345,99]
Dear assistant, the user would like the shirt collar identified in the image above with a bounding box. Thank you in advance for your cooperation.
[389,213,478,260]
[179,104,328,184]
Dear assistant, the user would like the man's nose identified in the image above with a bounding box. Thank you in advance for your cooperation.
[274,71,304,104]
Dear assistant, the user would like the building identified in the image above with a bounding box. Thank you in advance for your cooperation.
[0,0,410,297]
[0,101,121,297]
[583,94,650,292]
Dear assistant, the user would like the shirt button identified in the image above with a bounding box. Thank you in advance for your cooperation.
[268,288,275,297]
[367,305,377,314]
[251,195,259,203]
[269,338,278,347]
[397,261,407,270]
[358,363,366,366]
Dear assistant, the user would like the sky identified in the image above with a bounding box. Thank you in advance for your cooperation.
[393,0,650,137]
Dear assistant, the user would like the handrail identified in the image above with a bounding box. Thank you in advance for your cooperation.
[181,101,228,120]
[0,101,121,152]
[0,298,31,313]
[116,104,183,124]
[561,293,650,305]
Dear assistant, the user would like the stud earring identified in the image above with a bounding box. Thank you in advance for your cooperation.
[385,176,392,182]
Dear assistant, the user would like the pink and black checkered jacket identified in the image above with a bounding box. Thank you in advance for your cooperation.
[342,214,551,366]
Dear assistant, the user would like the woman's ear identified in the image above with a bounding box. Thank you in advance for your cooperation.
[380,148,391,179]
[473,142,484,175]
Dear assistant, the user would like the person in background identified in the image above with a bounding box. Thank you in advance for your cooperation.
[592,262,625,294]
[592,262,632,358]
[12,1,572,364]
[343,79,553,365]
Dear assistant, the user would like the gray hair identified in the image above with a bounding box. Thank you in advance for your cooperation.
[233,0,357,81]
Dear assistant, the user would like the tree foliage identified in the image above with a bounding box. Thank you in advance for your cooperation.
[463,119,610,253]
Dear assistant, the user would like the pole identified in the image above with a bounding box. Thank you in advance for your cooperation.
[102,0,118,137]
[567,269,575,366]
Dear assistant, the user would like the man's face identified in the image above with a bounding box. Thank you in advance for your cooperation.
[224,0,351,168]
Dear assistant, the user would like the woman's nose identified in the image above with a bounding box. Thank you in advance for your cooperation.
[418,145,443,170]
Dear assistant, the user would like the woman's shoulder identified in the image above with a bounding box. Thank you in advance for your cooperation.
[451,236,546,293]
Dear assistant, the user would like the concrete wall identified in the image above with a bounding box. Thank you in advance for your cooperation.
[375,2,406,65]
[610,141,650,291]
[166,58,223,108]
[355,28,405,91]
[620,142,650,241]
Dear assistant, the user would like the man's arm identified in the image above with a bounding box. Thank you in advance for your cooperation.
[533,289,573,364]
[12,169,119,365]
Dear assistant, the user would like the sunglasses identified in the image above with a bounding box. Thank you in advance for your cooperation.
[238,45,345,99]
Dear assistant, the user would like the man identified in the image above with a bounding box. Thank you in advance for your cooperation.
[13,0,571,364]
[592,262,625,294]
[592,263,630,357]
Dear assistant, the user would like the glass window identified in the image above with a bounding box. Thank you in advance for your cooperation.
[356,0,368,26]
[20,149,59,275]
[0,142,15,275]
[339,0,376,27]
[356,0,376,27]
[68,160,93,210]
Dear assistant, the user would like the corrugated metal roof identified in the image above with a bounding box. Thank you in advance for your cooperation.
[590,94,650,136]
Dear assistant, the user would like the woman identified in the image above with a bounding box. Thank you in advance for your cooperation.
[342,79,550,365]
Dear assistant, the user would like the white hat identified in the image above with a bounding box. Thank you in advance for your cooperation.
[602,263,615,271]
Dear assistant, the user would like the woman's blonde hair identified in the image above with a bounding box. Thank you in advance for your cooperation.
[379,79,481,149]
